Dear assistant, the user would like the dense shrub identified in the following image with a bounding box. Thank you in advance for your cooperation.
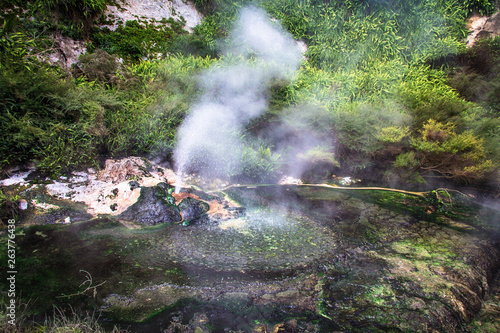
[450,36,500,112]
[396,119,495,182]
[237,142,283,183]
[74,48,120,84]
[103,56,214,159]
[0,0,498,188]
[0,65,75,166]
[396,65,473,129]
[91,18,187,60]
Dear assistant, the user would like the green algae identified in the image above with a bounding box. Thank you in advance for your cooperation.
[1,184,498,331]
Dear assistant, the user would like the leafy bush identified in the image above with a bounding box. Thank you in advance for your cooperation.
[36,124,99,175]
[463,0,497,15]
[410,119,494,181]
[475,117,500,164]
[1,0,498,189]
[396,65,473,129]
[74,48,120,84]
[31,0,113,38]
[171,14,225,57]
[36,0,109,21]
[263,0,310,40]
[91,18,187,60]
[0,65,76,167]
[38,0,108,13]
[103,56,214,159]
[238,142,283,183]
[449,36,500,113]
[377,126,410,144]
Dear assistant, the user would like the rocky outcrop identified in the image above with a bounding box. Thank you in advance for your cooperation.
[178,196,210,224]
[467,10,500,46]
[36,0,203,68]
[118,183,182,225]
[36,34,87,69]
[104,0,202,32]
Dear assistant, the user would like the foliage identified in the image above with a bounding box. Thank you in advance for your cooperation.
[0,52,214,174]
[36,124,99,175]
[263,0,310,40]
[296,146,339,167]
[238,141,283,183]
[377,126,410,144]
[91,18,187,60]
[0,64,76,167]
[462,0,497,15]
[31,0,113,38]
[35,0,109,25]
[410,119,495,181]
[267,0,470,72]
[0,0,499,188]
[38,0,109,13]
[449,36,500,118]
[396,65,473,129]
[171,14,224,58]
[0,188,19,224]
[103,55,213,159]
[74,48,120,84]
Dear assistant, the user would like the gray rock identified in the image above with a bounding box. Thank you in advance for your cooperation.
[178,197,210,225]
[119,185,182,225]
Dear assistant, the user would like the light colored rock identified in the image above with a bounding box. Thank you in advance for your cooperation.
[18,199,28,210]
[30,200,59,211]
[467,11,500,46]
[46,157,177,216]
[97,157,150,184]
[0,170,33,186]
[104,0,202,32]
[38,35,87,69]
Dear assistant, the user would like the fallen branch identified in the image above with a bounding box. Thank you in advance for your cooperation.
[57,270,105,299]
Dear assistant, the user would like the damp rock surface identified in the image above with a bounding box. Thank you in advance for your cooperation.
[178,197,210,224]
[1,179,499,332]
[119,185,182,225]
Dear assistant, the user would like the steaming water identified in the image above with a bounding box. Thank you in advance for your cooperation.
[173,6,302,192]
[162,206,337,271]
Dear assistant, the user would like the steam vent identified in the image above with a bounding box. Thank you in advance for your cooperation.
[1,156,499,331]
[1,0,500,332]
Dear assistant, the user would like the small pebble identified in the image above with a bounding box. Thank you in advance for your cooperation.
[18,199,28,210]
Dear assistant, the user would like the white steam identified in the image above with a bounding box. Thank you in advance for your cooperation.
[174,6,302,191]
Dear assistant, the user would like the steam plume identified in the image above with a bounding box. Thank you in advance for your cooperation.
[174,6,302,191]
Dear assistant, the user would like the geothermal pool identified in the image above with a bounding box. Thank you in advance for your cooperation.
[2,183,499,332]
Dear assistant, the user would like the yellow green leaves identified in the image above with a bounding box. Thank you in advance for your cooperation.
[296,146,339,168]
[413,119,483,154]
[377,126,410,144]
[409,119,495,181]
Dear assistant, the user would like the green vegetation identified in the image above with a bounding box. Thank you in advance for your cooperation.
[0,0,498,191]
[91,18,187,60]
[239,141,283,183]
